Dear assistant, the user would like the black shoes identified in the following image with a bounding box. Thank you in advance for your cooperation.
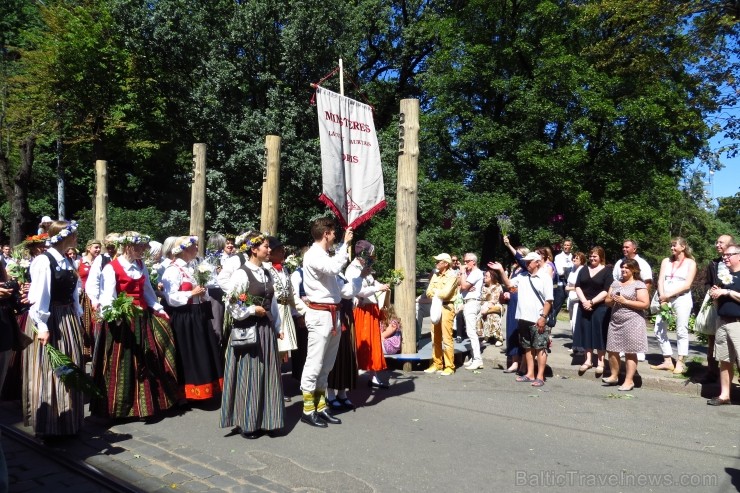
[301,412,328,428]
[241,430,264,439]
[317,409,342,424]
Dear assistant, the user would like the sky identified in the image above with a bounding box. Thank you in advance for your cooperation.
[706,134,739,203]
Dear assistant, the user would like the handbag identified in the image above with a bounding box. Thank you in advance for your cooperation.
[649,291,661,315]
[429,296,443,324]
[694,292,718,335]
[230,325,258,348]
[527,275,556,327]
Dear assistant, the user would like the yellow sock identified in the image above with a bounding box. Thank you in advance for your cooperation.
[302,390,315,414]
[315,389,326,413]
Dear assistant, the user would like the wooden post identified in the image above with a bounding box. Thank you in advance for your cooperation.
[260,135,281,234]
[190,144,207,257]
[396,99,419,371]
[94,160,108,240]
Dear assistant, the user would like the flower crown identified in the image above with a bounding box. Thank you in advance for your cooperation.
[237,233,270,252]
[172,236,198,255]
[25,233,49,244]
[117,234,151,247]
[48,221,78,244]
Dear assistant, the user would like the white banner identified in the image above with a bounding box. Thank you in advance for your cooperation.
[315,86,386,228]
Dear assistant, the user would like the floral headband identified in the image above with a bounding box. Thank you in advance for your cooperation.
[48,221,78,244]
[237,232,270,252]
[172,236,198,255]
[117,234,151,247]
[25,233,49,244]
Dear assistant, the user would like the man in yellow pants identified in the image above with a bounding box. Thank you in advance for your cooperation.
[425,253,460,375]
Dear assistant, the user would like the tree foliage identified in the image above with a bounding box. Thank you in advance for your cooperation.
[1,0,737,277]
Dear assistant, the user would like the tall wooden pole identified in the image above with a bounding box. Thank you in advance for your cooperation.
[396,99,419,369]
[260,135,281,234]
[190,143,207,257]
[94,160,108,240]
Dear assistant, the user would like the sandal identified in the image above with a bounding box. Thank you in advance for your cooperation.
[515,375,533,383]
[531,379,545,387]
[578,363,593,375]
[595,366,604,377]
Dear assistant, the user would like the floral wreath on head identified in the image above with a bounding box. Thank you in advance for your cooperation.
[25,233,49,244]
[171,236,198,255]
[238,232,270,252]
[117,234,151,248]
[247,232,269,248]
[48,221,79,245]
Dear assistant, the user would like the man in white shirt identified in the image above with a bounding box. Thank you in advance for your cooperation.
[460,253,484,370]
[492,252,553,387]
[612,239,653,287]
[299,217,353,428]
[553,239,573,319]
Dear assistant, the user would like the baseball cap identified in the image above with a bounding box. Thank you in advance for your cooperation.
[523,252,542,262]
[433,253,452,264]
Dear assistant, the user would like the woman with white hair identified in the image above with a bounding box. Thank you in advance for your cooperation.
[91,231,179,420]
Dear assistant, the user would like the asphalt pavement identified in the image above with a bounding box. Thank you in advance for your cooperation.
[0,314,738,492]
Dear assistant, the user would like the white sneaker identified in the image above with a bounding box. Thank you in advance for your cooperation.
[465,360,484,370]
[494,341,503,347]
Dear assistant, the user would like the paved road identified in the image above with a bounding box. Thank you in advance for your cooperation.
[1,315,738,492]
[2,362,738,493]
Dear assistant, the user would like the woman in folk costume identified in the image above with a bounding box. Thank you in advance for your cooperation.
[266,237,297,356]
[26,220,85,437]
[346,240,391,388]
[220,232,284,439]
[91,232,179,420]
[161,236,223,402]
[78,238,102,361]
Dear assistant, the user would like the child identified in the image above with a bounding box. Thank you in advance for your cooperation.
[380,304,402,355]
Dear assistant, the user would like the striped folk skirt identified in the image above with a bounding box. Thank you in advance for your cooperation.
[22,304,85,436]
[80,291,97,360]
[220,321,284,433]
[90,313,180,419]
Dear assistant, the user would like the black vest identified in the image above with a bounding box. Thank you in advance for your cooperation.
[45,252,77,304]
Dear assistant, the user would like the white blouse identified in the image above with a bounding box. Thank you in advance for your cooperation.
[226,261,280,335]
[28,248,82,334]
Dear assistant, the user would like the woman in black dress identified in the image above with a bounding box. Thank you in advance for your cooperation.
[574,246,613,377]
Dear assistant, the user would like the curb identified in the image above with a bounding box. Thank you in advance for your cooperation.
[480,350,707,396]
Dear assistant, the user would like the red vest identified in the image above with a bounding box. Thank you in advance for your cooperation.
[111,258,148,309]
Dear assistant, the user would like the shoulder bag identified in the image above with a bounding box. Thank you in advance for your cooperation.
[527,275,556,328]
[230,324,258,348]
